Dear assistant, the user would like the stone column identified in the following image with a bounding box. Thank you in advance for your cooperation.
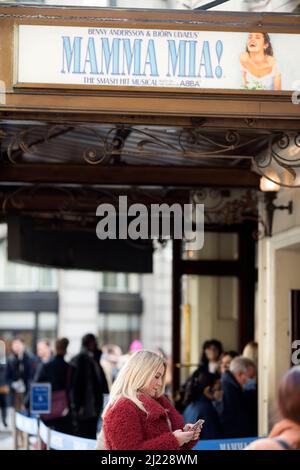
[141,242,172,355]
[58,270,99,357]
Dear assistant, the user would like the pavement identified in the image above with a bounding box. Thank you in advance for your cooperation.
[0,429,13,450]
[0,409,42,451]
[0,409,14,450]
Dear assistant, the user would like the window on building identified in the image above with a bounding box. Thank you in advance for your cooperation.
[102,273,128,292]
[98,312,140,353]
[0,311,58,352]
[100,272,140,293]
[182,232,239,261]
[0,238,57,291]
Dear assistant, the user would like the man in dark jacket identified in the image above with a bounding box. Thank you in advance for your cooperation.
[6,337,37,411]
[215,356,257,438]
[70,333,109,439]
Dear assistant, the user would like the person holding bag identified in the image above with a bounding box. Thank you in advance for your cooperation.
[36,337,74,434]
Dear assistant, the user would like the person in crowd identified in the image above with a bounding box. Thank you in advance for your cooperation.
[102,349,201,450]
[129,339,143,353]
[175,339,223,412]
[242,341,258,391]
[198,339,224,375]
[36,339,53,364]
[183,371,223,440]
[6,337,37,411]
[214,356,257,438]
[33,339,53,380]
[242,341,258,367]
[0,338,9,428]
[35,337,74,434]
[118,339,143,370]
[6,337,37,447]
[245,366,300,450]
[219,350,239,376]
[100,344,122,391]
[70,333,109,439]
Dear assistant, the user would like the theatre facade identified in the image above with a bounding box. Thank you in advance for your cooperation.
[0,3,300,434]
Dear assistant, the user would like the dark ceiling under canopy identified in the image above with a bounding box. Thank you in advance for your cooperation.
[0,118,298,226]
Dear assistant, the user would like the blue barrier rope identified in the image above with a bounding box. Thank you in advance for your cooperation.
[15,412,97,450]
[193,436,258,450]
[15,412,38,436]
[39,421,96,450]
[15,412,259,451]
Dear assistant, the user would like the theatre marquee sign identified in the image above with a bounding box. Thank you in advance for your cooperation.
[17,25,299,92]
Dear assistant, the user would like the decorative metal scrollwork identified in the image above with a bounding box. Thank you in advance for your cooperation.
[0,123,264,164]
[0,183,186,219]
[192,188,266,239]
[3,125,115,166]
[1,122,300,190]
[7,127,39,163]
[1,184,76,217]
[244,118,256,128]
[253,132,300,188]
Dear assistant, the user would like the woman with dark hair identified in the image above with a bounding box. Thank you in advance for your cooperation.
[183,371,223,440]
[240,32,281,90]
[199,339,223,375]
[245,366,300,450]
[175,340,223,413]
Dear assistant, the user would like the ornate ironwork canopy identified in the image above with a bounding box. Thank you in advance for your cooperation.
[0,119,276,236]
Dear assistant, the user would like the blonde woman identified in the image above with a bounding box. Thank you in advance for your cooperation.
[101,350,201,450]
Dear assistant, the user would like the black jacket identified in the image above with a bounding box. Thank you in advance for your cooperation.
[35,354,74,433]
[70,348,109,421]
[0,364,8,388]
[6,351,37,393]
[35,355,72,392]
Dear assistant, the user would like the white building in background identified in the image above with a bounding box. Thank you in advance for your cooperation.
[0,225,172,356]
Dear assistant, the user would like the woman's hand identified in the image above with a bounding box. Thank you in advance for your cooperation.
[183,423,195,432]
[192,427,201,441]
[173,429,195,446]
[183,423,202,441]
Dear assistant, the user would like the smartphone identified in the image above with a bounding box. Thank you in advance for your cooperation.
[191,418,205,430]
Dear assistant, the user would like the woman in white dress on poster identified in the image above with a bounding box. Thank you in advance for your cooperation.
[240,32,281,91]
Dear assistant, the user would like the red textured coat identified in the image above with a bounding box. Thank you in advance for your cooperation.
[103,394,196,450]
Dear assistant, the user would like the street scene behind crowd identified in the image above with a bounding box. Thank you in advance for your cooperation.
[0,335,258,448]
[1,335,300,450]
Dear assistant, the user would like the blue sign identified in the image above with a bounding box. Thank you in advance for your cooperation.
[30,383,51,415]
